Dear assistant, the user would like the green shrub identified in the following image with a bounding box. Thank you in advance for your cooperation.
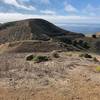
[26,55,49,63]
[33,55,49,63]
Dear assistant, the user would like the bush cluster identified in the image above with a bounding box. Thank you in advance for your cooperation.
[73,40,90,49]
[26,55,49,63]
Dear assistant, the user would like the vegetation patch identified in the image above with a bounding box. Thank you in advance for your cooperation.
[33,55,49,63]
[96,66,100,72]
[79,53,92,58]
[26,54,35,61]
[92,34,97,38]
[73,40,90,49]
[26,54,49,63]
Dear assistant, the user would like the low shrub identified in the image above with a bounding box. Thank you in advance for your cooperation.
[73,40,90,49]
[73,40,78,46]
[26,55,49,63]
[79,54,84,57]
[79,53,92,58]
[83,42,90,49]
[26,54,35,61]
[92,34,96,38]
[33,55,49,63]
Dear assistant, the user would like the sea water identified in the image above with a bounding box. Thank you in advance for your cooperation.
[58,23,100,35]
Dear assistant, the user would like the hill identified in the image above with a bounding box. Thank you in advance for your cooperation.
[0,19,84,44]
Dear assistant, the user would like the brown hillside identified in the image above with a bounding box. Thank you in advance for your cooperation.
[0,40,80,53]
[0,19,84,44]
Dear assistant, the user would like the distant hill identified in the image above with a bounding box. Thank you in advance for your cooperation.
[0,19,84,44]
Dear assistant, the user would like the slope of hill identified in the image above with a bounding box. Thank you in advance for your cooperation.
[0,40,80,53]
[0,19,84,44]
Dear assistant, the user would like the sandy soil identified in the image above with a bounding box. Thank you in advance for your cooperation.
[0,52,100,100]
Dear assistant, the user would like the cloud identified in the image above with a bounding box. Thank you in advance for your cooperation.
[41,0,50,4]
[83,4,100,16]
[64,2,78,13]
[2,0,36,10]
[40,10,56,15]
[0,12,100,24]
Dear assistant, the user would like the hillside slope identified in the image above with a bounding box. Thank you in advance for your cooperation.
[0,19,84,44]
[0,40,80,53]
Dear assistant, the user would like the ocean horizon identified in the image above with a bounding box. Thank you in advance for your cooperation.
[58,23,100,35]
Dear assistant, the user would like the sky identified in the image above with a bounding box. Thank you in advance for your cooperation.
[0,0,100,24]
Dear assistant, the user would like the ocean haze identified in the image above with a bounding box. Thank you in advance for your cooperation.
[58,23,100,34]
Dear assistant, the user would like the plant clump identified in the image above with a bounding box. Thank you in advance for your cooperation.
[79,53,92,58]
[73,40,90,49]
[26,54,49,63]
[26,54,35,61]
[33,55,49,63]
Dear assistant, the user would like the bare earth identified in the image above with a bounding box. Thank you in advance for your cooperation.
[0,52,100,100]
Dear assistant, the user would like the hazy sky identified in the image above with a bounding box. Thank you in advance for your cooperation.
[0,0,100,24]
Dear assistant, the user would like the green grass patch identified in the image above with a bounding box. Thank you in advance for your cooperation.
[96,66,100,72]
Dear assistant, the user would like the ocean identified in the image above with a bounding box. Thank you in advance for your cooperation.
[58,23,100,35]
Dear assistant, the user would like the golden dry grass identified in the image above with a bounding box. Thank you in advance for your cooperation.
[0,52,100,100]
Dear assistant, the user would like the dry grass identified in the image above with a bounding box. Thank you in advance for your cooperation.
[0,52,100,100]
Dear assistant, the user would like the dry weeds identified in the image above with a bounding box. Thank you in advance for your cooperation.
[0,52,100,100]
